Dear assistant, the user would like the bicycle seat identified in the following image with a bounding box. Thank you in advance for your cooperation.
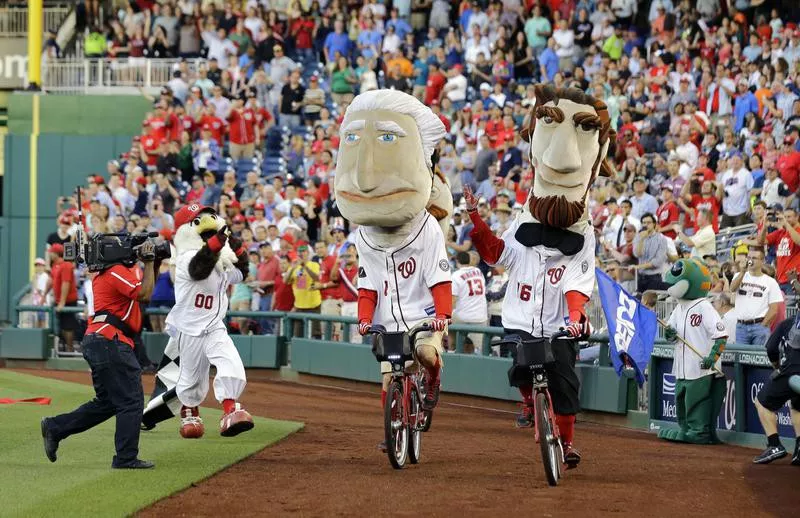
[372,331,414,363]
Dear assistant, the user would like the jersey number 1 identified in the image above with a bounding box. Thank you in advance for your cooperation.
[194,294,214,309]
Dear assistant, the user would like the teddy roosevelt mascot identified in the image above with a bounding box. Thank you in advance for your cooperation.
[660,259,728,445]
[140,204,254,439]
[333,89,453,452]
[463,85,617,469]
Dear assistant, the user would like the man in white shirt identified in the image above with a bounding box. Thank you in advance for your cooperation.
[603,199,641,248]
[730,246,783,345]
[675,128,699,175]
[201,27,237,69]
[719,151,754,228]
[443,66,468,105]
[450,252,488,354]
[676,209,715,258]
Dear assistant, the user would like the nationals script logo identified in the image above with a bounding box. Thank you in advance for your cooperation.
[547,265,566,285]
[690,314,703,327]
[397,257,416,279]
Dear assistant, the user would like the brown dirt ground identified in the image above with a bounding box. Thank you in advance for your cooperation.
[15,368,799,518]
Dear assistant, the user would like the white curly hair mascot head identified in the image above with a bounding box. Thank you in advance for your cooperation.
[334,89,450,235]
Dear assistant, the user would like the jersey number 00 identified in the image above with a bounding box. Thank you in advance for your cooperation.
[194,294,215,309]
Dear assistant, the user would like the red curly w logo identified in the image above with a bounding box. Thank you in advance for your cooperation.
[690,314,702,327]
[547,265,566,285]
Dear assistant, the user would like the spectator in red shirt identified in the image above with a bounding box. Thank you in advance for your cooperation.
[256,243,281,334]
[331,244,360,343]
[656,185,681,239]
[49,243,79,352]
[777,136,800,193]
[680,177,721,233]
[759,208,800,291]
[227,95,257,160]
[314,241,341,338]
[198,104,226,146]
[185,175,205,204]
[272,255,295,315]
[140,124,160,167]
[424,62,446,106]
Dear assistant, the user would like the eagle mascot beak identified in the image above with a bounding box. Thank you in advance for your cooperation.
[196,213,220,240]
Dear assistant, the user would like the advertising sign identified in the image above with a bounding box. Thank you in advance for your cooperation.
[653,358,676,422]
[0,38,28,89]
[717,363,736,431]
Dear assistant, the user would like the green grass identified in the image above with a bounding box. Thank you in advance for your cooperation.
[0,370,303,518]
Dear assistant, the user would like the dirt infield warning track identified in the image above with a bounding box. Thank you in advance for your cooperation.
[18,369,797,517]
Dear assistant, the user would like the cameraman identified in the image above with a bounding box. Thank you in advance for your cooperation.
[41,241,157,469]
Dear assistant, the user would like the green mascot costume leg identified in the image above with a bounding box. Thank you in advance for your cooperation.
[659,376,721,444]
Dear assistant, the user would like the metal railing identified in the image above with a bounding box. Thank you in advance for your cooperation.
[43,58,190,93]
[0,6,71,38]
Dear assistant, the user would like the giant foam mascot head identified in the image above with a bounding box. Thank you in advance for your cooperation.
[334,89,449,232]
[664,259,712,300]
[519,84,615,231]
[173,203,238,272]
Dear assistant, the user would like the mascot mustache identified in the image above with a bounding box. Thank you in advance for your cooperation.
[528,194,585,229]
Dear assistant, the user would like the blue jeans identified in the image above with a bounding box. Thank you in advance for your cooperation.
[735,322,770,346]
[48,334,144,467]
[259,294,275,335]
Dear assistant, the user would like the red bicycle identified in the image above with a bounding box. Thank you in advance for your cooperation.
[499,330,569,486]
[370,321,434,469]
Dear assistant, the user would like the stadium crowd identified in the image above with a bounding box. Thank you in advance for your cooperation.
[31,0,800,353]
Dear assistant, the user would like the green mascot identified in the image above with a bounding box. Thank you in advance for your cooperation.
[659,259,728,444]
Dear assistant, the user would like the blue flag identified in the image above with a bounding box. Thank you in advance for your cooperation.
[595,268,657,386]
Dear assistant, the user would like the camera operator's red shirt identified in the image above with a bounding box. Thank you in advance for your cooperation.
[766,226,800,284]
[86,264,143,347]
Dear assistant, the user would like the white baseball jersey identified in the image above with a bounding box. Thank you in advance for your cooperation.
[355,212,451,332]
[492,219,595,337]
[452,266,488,323]
[165,250,244,337]
[667,298,727,380]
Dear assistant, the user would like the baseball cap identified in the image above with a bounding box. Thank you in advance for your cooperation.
[281,233,295,245]
[174,203,214,228]
[784,136,795,144]
[253,203,265,211]
[297,244,309,252]
[135,176,147,186]
[495,203,512,214]
[48,243,64,255]
[233,214,246,223]
[58,215,71,225]
[229,200,241,209]
[633,176,647,184]
[480,82,491,91]
[34,257,46,266]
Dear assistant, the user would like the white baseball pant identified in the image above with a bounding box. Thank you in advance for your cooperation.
[174,328,247,408]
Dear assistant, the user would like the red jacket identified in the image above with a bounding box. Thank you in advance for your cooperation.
[227,108,256,145]
[777,151,800,193]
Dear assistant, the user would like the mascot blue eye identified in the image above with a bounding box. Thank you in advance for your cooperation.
[377,133,398,143]
[344,133,360,144]
[670,262,684,277]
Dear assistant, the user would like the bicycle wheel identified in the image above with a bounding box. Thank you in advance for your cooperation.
[535,391,561,486]
[408,381,423,464]
[384,379,408,469]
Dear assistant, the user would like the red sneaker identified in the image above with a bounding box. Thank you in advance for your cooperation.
[180,406,205,439]
[220,403,255,437]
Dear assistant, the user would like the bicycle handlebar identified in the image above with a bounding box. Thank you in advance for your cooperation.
[368,321,434,340]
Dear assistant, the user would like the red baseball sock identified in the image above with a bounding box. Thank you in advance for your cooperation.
[381,390,387,408]
[519,385,533,405]
[425,358,441,381]
[556,414,575,445]
[223,399,236,414]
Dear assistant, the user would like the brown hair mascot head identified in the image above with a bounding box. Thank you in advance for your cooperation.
[519,84,615,229]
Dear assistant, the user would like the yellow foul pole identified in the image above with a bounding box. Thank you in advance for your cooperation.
[28,0,43,89]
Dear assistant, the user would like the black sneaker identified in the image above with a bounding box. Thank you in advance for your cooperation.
[753,445,787,464]
[792,443,800,466]
[112,459,155,469]
[41,418,59,463]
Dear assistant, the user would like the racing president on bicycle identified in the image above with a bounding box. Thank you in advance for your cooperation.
[464,85,616,468]
[332,90,453,450]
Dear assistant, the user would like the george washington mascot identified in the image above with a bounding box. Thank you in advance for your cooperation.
[463,85,615,468]
[334,89,453,451]
[141,204,254,438]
